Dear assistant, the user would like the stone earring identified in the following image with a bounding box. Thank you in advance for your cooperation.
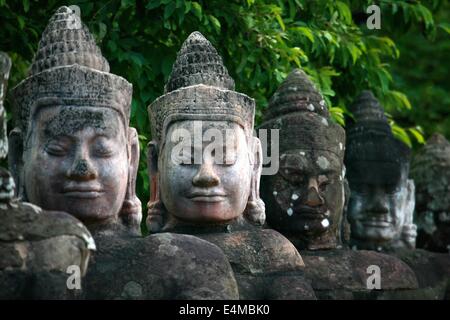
[244,136,266,226]
[119,128,142,231]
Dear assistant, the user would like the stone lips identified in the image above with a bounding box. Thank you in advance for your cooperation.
[11,64,132,135]
[30,6,109,75]
[259,111,346,161]
[149,83,255,142]
[263,68,329,121]
[165,31,234,93]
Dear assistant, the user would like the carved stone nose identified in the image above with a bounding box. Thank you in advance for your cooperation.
[304,178,324,207]
[67,159,96,180]
[192,163,220,188]
[305,186,324,207]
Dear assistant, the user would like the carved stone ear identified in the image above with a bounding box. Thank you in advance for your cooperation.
[119,127,142,231]
[341,177,352,244]
[146,140,165,233]
[8,127,24,199]
[400,179,417,249]
[244,136,266,226]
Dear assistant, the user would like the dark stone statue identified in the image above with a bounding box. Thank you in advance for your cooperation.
[259,71,419,299]
[411,133,450,253]
[147,32,315,300]
[345,91,416,251]
[345,91,450,299]
[9,7,239,299]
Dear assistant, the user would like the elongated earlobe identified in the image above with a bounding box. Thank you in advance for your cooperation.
[8,127,24,199]
[119,127,142,231]
[145,140,166,233]
[244,136,266,226]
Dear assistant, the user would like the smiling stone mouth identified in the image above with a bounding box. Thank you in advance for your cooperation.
[188,195,226,202]
[62,190,104,198]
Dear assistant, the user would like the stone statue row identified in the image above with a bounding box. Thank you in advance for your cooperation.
[0,6,449,299]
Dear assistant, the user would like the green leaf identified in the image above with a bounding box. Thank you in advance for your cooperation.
[392,124,412,148]
[164,2,176,19]
[438,22,450,35]
[146,0,162,10]
[192,2,202,20]
[23,0,30,13]
[275,14,285,31]
[336,1,352,23]
[408,127,425,144]
[292,26,314,43]
[208,15,221,32]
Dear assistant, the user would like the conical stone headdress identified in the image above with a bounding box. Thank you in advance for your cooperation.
[345,91,410,184]
[148,31,255,142]
[410,133,450,212]
[259,68,345,160]
[11,6,132,137]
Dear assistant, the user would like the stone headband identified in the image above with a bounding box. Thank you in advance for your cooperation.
[11,65,132,136]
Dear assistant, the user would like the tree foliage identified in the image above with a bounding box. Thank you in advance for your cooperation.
[1,0,448,232]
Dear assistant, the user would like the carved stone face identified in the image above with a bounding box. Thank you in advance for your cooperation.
[23,106,129,224]
[263,149,345,242]
[159,120,252,223]
[347,164,408,244]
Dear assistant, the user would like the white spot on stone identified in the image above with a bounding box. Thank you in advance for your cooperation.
[304,224,309,230]
[377,246,382,252]
[299,151,306,156]
[290,203,293,207]
[291,193,299,201]
[325,210,330,216]
[316,156,330,170]
[339,142,343,150]
[318,257,325,262]
[82,234,96,251]
[321,117,328,126]
[320,100,326,106]
[321,219,329,228]
[273,190,278,196]
[307,104,315,111]
[287,208,293,216]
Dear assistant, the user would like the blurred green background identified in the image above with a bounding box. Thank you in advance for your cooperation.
[1,0,448,233]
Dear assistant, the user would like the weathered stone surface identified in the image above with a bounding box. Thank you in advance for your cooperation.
[391,248,450,299]
[345,91,416,251]
[0,200,94,299]
[411,133,450,253]
[85,228,239,299]
[147,32,314,299]
[301,249,419,299]
[259,69,347,250]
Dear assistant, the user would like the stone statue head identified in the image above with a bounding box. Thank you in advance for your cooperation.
[259,69,347,250]
[9,7,141,230]
[345,91,416,250]
[411,133,450,252]
[146,32,264,232]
